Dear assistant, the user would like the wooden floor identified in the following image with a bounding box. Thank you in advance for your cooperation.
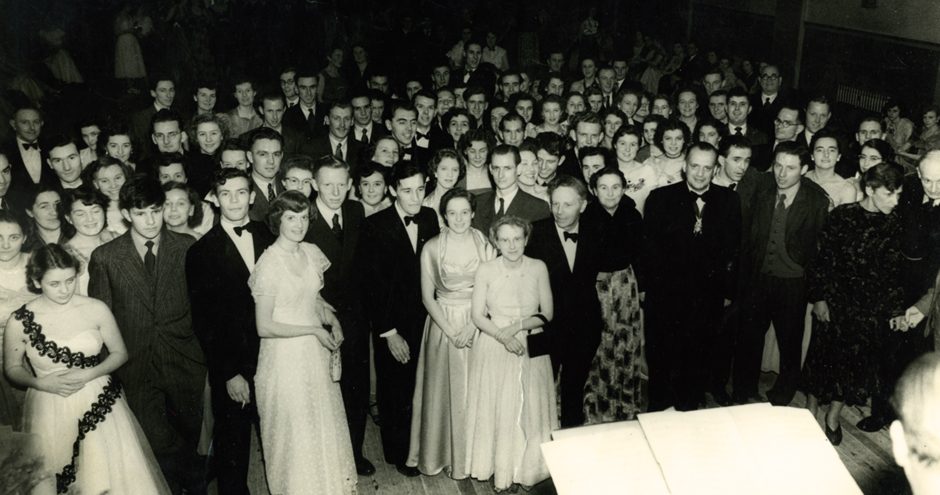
[232,373,910,495]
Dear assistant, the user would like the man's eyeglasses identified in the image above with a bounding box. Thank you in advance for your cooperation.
[760,74,780,80]
[774,118,797,127]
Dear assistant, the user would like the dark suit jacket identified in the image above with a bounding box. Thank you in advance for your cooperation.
[5,140,52,197]
[741,127,773,172]
[88,230,204,384]
[641,182,741,300]
[248,179,284,222]
[130,106,157,148]
[351,123,388,147]
[740,177,828,286]
[306,135,365,168]
[362,205,439,343]
[471,188,551,233]
[525,217,603,345]
[283,104,325,139]
[186,221,274,387]
[304,200,366,313]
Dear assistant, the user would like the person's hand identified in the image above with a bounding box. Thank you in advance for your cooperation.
[453,324,476,348]
[905,306,926,329]
[812,301,830,322]
[226,374,251,406]
[314,328,340,351]
[889,316,910,333]
[386,333,410,364]
[36,370,85,397]
[331,325,345,348]
[502,336,525,356]
[723,298,733,308]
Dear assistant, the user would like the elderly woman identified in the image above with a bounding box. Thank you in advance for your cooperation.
[408,188,494,478]
[803,162,906,446]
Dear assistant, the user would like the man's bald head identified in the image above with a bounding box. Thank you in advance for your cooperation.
[918,150,940,200]
[890,352,940,494]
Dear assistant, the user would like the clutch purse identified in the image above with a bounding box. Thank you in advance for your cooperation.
[330,349,342,382]
[527,331,552,358]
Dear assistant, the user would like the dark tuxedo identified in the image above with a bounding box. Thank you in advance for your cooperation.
[5,140,52,197]
[559,150,583,182]
[186,220,273,495]
[471,188,550,234]
[248,178,284,222]
[642,182,741,410]
[282,103,325,138]
[307,135,365,169]
[525,217,603,427]
[362,204,439,465]
[88,230,206,493]
[732,177,828,405]
[304,200,371,462]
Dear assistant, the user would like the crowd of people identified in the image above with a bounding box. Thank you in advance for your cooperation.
[2,9,940,495]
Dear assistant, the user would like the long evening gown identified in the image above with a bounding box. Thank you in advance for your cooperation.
[248,242,357,494]
[407,228,493,478]
[14,306,169,494]
[465,256,558,490]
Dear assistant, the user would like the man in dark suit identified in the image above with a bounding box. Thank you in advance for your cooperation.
[0,153,25,212]
[282,68,325,138]
[525,175,603,427]
[559,112,603,180]
[257,92,306,156]
[186,168,273,494]
[305,155,375,475]
[750,64,788,136]
[386,99,431,172]
[131,77,177,149]
[726,88,771,171]
[732,142,829,406]
[246,127,285,222]
[88,175,206,493]
[6,104,52,196]
[362,161,439,476]
[351,91,388,146]
[307,101,364,168]
[642,143,741,411]
[472,144,550,233]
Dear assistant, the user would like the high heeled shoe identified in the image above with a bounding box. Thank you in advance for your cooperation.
[825,421,843,446]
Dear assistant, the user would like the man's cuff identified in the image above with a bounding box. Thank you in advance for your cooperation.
[380,329,398,338]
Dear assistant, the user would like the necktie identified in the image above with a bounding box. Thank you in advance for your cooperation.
[144,240,155,275]
[729,183,737,191]
[496,197,505,217]
[233,224,251,236]
[776,193,787,211]
[563,231,579,243]
[359,127,368,143]
[404,215,416,226]
[692,192,705,234]
[22,142,38,150]
[334,142,343,160]
[305,107,313,121]
[331,213,343,238]
[734,126,743,136]
[267,183,276,202]
[764,97,771,106]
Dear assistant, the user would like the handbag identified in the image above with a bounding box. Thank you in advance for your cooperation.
[330,349,342,382]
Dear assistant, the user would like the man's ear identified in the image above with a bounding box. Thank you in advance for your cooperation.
[386,120,393,132]
[718,155,727,168]
[800,164,809,176]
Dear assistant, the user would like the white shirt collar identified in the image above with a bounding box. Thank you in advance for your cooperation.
[316,196,341,222]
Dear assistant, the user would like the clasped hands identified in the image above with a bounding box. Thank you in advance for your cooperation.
[495,322,525,356]
[448,323,477,349]
[37,368,94,397]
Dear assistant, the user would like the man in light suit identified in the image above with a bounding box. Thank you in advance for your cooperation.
[88,175,206,494]
[525,174,603,427]
[186,168,274,494]
[472,144,550,233]
[304,155,375,475]
[361,161,439,476]
[246,127,285,222]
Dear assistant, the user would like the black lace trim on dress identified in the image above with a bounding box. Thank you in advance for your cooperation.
[55,376,123,493]
[13,306,103,369]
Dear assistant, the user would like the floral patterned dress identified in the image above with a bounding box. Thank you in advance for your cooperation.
[802,203,904,405]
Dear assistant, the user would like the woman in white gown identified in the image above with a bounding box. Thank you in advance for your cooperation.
[248,190,357,494]
[3,244,169,494]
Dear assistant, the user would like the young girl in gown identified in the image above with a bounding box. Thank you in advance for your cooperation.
[3,244,169,494]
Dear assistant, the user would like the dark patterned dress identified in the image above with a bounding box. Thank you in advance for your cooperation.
[802,203,905,405]
[582,197,647,423]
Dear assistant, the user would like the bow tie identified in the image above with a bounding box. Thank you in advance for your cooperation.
[21,142,38,150]
[690,191,705,201]
[563,231,579,243]
[233,224,252,236]
[404,215,416,226]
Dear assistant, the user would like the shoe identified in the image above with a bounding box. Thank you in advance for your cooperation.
[825,421,843,446]
[396,464,420,477]
[356,457,376,476]
[766,388,794,407]
[711,389,733,407]
[856,415,890,433]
